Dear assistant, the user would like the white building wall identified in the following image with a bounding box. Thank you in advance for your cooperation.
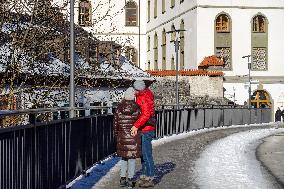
[147,0,284,114]
[53,0,147,69]
[197,6,284,77]
[146,0,198,70]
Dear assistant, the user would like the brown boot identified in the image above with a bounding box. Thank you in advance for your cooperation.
[138,177,154,188]
[136,175,146,185]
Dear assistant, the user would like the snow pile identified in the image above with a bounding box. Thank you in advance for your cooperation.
[194,128,284,189]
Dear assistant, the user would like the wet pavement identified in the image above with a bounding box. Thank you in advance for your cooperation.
[93,125,284,189]
[257,131,284,187]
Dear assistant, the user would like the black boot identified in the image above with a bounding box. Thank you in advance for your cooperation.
[127,178,135,189]
[120,177,127,187]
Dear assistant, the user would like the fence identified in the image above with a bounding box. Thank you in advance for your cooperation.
[155,107,271,138]
[0,115,115,189]
[0,107,271,189]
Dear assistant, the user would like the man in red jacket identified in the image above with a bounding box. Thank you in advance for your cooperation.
[131,80,155,188]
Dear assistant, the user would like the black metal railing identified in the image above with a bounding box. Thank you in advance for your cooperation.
[155,107,271,138]
[0,106,113,128]
[0,107,271,189]
[0,115,115,189]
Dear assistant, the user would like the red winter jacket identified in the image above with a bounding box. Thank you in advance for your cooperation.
[134,88,155,133]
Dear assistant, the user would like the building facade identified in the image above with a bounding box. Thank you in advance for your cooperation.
[147,0,284,113]
[64,0,147,70]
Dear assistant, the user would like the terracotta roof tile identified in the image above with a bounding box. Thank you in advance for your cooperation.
[146,69,224,77]
[198,55,224,68]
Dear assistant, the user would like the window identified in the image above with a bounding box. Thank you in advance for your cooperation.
[125,46,138,65]
[215,12,232,70]
[251,14,268,71]
[154,32,158,70]
[147,36,150,51]
[162,29,166,70]
[171,0,175,8]
[180,20,185,70]
[125,1,137,26]
[171,24,176,42]
[216,47,231,69]
[154,0,157,18]
[251,90,271,108]
[252,47,267,70]
[78,0,92,26]
[162,0,165,13]
[252,15,266,33]
[171,55,175,70]
[147,0,150,22]
[215,14,230,32]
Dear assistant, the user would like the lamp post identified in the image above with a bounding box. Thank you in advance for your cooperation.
[69,0,75,118]
[242,55,251,109]
[166,29,186,109]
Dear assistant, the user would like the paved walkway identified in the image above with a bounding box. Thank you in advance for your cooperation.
[257,131,284,187]
[93,125,284,189]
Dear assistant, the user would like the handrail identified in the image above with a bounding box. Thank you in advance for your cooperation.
[0,106,112,117]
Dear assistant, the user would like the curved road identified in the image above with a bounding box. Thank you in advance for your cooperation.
[93,125,283,189]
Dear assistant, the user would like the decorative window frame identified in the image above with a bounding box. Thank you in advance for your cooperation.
[125,1,138,27]
[78,0,92,27]
[251,12,268,71]
[214,12,232,71]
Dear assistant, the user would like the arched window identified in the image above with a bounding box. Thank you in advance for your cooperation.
[252,15,266,32]
[251,14,268,71]
[251,89,271,108]
[162,28,166,70]
[171,24,176,42]
[147,36,151,51]
[78,0,92,26]
[215,14,230,32]
[180,19,185,70]
[215,12,232,70]
[154,0,157,18]
[154,32,158,70]
[125,46,138,65]
[125,1,137,26]
[162,0,166,13]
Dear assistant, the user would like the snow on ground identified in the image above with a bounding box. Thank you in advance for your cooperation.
[194,128,284,189]
[89,123,278,189]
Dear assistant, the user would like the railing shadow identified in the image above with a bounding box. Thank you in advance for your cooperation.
[133,162,176,185]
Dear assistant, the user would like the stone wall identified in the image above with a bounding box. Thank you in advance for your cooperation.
[150,76,227,108]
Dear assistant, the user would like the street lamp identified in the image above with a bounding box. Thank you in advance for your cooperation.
[242,55,251,108]
[166,29,186,109]
[69,0,75,118]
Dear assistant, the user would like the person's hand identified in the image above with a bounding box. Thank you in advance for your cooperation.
[131,126,138,136]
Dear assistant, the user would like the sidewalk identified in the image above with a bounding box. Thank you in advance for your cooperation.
[257,132,284,187]
[93,125,283,189]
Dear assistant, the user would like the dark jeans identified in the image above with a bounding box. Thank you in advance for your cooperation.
[141,130,155,177]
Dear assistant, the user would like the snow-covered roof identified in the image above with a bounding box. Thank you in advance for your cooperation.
[0,42,153,81]
[0,19,153,81]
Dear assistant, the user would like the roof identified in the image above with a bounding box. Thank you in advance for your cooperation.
[198,55,224,68]
[146,69,224,77]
